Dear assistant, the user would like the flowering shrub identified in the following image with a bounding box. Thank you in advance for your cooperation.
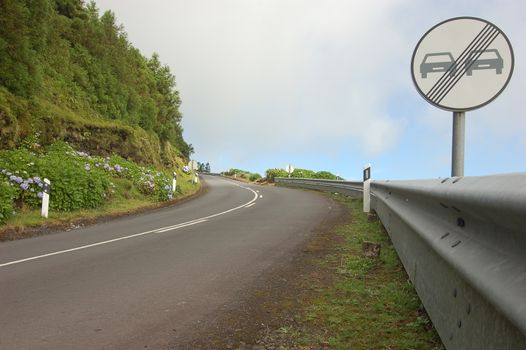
[37,146,111,211]
[0,181,16,224]
[0,150,43,209]
[0,141,179,222]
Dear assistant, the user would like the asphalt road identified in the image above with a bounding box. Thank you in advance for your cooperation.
[0,175,335,349]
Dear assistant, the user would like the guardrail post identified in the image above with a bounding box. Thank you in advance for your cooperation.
[172,172,177,192]
[363,164,371,213]
[41,178,51,218]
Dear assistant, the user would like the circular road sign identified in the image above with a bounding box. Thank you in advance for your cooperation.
[411,17,514,112]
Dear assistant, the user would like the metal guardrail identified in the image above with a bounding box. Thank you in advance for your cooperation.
[275,174,526,349]
[275,177,363,198]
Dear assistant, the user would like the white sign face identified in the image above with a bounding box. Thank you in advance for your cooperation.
[286,164,295,174]
[188,160,198,171]
[411,17,514,112]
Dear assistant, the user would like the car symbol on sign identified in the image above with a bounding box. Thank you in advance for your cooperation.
[465,49,503,76]
[420,52,455,78]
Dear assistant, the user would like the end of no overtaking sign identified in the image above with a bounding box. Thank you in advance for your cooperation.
[411,16,514,112]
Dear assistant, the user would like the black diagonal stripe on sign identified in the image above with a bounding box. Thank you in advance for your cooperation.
[425,23,491,100]
[430,26,500,103]
[426,24,495,101]
[426,24,497,102]
[436,30,500,104]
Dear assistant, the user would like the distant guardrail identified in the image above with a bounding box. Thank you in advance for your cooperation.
[275,177,363,198]
[275,174,526,349]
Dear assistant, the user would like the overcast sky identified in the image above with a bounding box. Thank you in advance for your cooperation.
[95,0,525,180]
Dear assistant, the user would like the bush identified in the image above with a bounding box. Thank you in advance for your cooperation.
[0,149,44,209]
[0,142,181,221]
[314,171,338,180]
[265,168,289,182]
[249,173,262,182]
[37,146,111,211]
[291,168,316,178]
[0,181,16,224]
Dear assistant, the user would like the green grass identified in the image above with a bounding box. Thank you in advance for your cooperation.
[0,174,200,238]
[288,195,445,350]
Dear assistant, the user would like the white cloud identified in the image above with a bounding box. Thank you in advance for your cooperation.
[95,0,526,176]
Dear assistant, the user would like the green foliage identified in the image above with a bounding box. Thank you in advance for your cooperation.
[0,0,192,160]
[37,144,110,211]
[0,142,183,221]
[265,168,289,182]
[265,167,339,182]
[249,173,262,182]
[0,181,16,224]
[313,171,338,180]
[197,161,211,173]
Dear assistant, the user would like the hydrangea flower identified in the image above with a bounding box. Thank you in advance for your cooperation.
[33,176,41,183]
[114,164,122,173]
[20,182,29,191]
[85,164,91,171]
[164,185,170,191]
[37,192,43,199]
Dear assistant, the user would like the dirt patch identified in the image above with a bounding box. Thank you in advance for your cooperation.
[173,196,349,349]
[0,183,207,242]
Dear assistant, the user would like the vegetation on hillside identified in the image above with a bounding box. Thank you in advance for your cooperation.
[265,167,339,182]
[223,168,262,182]
[0,141,197,225]
[0,0,192,166]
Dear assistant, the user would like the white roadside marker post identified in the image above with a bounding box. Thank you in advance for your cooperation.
[194,172,198,184]
[172,172,177,192]
[41,178,51,218]
[363,164,371,213]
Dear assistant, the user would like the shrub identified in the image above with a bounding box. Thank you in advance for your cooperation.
[37,146,111,211]
[0,181,16,224]
[314,171,338,180]
[0,149,44,209]
[249,173,262,182]
[291,168,316,178]
[265,168,289,182]
[0,142,180,220]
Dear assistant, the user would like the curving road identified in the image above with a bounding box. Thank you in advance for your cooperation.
[0,175,336,349]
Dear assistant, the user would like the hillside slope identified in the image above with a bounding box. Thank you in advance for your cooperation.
[0,0,191,167]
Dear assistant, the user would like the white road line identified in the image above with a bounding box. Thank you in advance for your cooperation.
[245,203,255,208]
[0,179,259,269]
[156,219,208,233]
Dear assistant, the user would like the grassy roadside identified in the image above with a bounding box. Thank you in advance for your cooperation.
[272,194,445,349]
[0,175,200,241]
[181,191,446,349]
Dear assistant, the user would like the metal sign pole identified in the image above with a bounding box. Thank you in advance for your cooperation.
[451,111,465,177]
